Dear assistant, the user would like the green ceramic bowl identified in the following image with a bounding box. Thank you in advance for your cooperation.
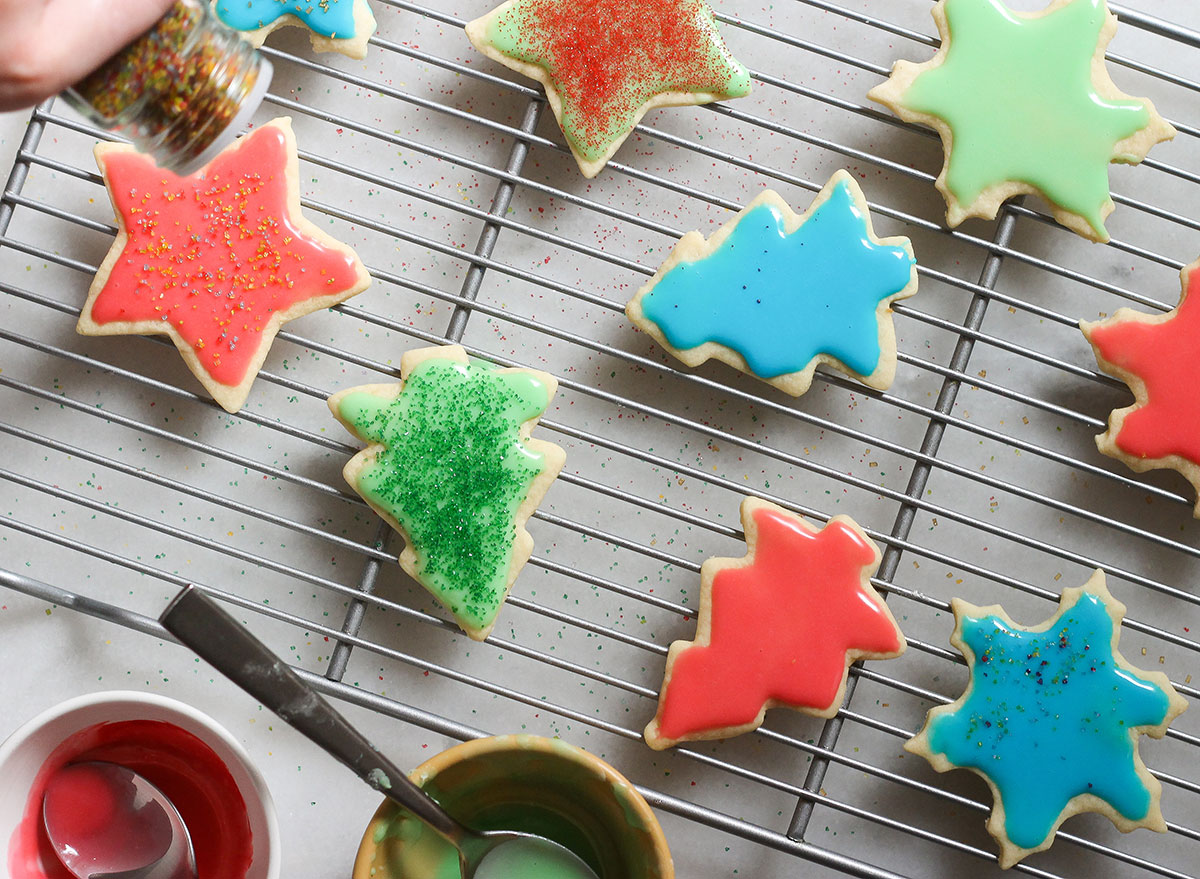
[353,735,673,879]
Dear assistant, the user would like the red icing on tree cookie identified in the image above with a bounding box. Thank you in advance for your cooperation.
[645,498,906,749]
[80,118,368,412]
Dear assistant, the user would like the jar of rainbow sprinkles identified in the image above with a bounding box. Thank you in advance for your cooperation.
[62,0,272,174]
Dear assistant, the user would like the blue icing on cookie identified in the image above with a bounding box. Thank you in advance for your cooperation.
[928,591,1172,851]
[215,0,358,39]
[639,180,914,379]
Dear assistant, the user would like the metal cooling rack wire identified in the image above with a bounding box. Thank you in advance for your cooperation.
[2,1,1199,877]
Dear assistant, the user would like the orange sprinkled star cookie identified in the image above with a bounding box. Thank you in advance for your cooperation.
[79,117,371,413]
[466,0,751,177]
[644,498,906,749]
[1081,258,1200,515]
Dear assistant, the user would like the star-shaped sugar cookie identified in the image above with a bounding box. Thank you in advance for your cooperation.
[466,0,751,177]
[626,170,917,396]
[868,0,1174,242]
[1081,258,1200,515]
[212,0,376,59]
[644,498,906,749]
[329,345,566,641]
[79,117,371,413]
[907,572,1186,868]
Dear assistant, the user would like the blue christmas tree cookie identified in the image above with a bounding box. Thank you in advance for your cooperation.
[907,571,1187,868]
[212,0,377,59]
[626,170,917,396]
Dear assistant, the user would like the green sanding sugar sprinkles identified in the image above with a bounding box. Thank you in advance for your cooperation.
[329,345,566,641]
[64,0,272,175]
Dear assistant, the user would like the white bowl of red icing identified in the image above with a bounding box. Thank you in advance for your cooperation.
[0,690,279,879]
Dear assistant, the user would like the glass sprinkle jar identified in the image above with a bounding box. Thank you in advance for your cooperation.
[63,0,272,175]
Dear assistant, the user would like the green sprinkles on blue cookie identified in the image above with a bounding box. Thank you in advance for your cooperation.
[329,345,565,640]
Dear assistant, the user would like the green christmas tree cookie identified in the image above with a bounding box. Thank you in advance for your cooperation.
[329,345,565,640]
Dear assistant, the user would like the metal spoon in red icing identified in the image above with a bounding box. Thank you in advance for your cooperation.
[42,761,197,879]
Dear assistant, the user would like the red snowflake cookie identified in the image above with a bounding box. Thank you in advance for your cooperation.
[1081,258,1200,515]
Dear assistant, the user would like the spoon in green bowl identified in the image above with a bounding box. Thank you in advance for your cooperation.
[160,585,598,879]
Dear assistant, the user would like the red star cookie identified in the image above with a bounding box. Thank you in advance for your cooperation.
[466,0,751,177]
[78,117,371,413]
[644,497,906,750]
[1081,258,1200,515]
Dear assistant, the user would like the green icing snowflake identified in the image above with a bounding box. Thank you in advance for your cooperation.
[872,0,1170,240]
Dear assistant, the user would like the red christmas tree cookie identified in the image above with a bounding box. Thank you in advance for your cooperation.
[79,117,371,413]
[1081,258,1200,516]
[644,497,906,749]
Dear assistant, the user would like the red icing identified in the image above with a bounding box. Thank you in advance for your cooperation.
[43,764,173,874]
[1088,266,1200,463]
[90,123,362,387]
[656,506,904,741]
[9,720,254,879]
[497,0,746,155]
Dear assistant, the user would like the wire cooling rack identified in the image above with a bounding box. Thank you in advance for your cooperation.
[3,1,1200,877]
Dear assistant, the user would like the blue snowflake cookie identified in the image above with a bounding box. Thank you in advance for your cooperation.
[907,571,1187,867]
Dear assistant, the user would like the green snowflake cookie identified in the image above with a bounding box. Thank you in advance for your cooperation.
[869,0,1174,242]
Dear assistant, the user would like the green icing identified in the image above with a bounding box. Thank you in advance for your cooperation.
[901,0,1151,237]
[474,838,598,878]
[338,358,550,633]
[378,818,594,879]
[380,814,461,878]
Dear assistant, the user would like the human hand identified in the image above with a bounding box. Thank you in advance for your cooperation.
[0,0,178,111]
